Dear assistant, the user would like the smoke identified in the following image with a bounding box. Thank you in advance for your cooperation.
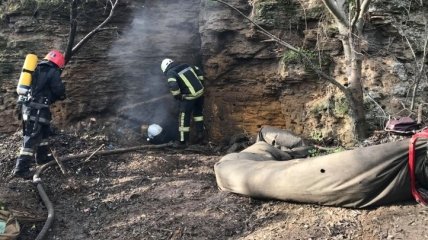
[108,0,201,129]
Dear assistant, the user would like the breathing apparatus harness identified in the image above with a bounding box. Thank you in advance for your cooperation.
[17,64,52,138]
[17,90,50,137]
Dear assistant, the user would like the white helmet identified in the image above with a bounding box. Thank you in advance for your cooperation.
[161,58,173,73]
[147,124,163,139]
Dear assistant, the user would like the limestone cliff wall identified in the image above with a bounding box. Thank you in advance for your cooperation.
[201,0,428,143]
[0,0,427,144]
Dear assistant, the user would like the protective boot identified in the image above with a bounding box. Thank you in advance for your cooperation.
[172,140,188,149]
[194,124,206,144]
[35,153,53,165]
[12,156,32,178]
[35,146,53,165]
[195,131,205,144]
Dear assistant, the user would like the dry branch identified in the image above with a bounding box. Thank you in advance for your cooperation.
[10,210,46,223]
[64,0,119,65]
[74,144,105,167]
[38,143,173,170]
[61,143,173,161]
[418,104,423,124]
[83,144,104,162]
[71,0,119,56]
[50,148,67,175]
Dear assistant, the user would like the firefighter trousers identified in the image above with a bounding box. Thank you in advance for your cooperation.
[178,96,204,143]
[14,120,51,173]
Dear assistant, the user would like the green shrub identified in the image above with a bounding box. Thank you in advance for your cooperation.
[309,146,345,157]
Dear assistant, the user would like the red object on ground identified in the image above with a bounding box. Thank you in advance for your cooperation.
[408,128,428,206]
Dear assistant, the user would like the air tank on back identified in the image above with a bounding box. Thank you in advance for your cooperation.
[16,53,38,96]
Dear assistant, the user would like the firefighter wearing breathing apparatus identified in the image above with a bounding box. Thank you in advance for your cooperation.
[161,58,205,145]
[12,50,66,178]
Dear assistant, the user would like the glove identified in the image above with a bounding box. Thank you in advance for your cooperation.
[174,94,183,100]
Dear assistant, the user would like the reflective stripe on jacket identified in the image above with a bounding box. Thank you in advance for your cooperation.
[166,63,204,100]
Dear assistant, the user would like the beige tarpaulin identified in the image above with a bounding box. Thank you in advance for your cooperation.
[256,125,314,158]
[0,210,20,240]
[214,126,428,208]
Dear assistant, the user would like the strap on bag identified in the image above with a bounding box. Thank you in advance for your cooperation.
[408,129,428,206]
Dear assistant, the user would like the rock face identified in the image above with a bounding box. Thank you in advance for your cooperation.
[0,0,135,132]
[200,0,316,141]
[0,0,427,144]
[200,0,428,144]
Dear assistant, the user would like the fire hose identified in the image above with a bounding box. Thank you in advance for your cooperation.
[32,163,54,240]
[32,142,173,240]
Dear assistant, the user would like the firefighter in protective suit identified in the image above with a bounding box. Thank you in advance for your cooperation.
[146,123,179,144]
[161,58,205,145]
[12,50,66,178]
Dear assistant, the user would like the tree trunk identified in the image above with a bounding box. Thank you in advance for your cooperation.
[347,33,368,140]
[64,0,78,65]
[320,0,371,141]
[337,27,368,140]
[347,88,367,140]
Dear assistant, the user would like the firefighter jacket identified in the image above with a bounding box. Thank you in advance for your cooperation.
[22,60,65,124]
[31,60,65,105]
[165,62,204,100]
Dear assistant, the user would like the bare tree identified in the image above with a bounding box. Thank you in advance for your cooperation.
[214,0,370,141]
[63,0,119,65]
[321,0,371,140]
[400,0,428,111]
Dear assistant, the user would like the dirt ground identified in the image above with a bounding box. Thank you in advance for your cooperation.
[1,120,428,240]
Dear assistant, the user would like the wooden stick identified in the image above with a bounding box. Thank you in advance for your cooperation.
[417,103,423,124]
[83,144,104,162]
[10,210,46,222]
[74,144,105,167]
[60,142,173,161]
[50,148,67,175]
[39,143,174,171]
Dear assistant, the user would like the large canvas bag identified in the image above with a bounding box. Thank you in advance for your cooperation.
[215,127,428,208]
[0,210,20,240]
